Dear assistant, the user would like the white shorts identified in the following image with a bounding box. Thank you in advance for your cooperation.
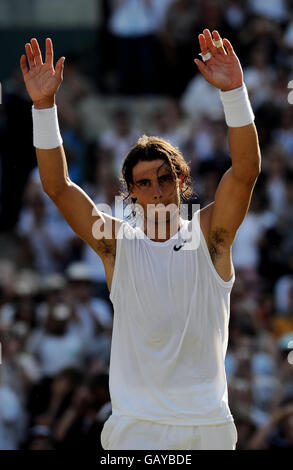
[101,415,238,450]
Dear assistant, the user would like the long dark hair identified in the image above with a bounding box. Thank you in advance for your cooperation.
[120,135,193,204]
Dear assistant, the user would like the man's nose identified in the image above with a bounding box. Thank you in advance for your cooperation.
[152,181,162,199]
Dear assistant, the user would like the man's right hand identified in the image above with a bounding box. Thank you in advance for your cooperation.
[20,38,65,109]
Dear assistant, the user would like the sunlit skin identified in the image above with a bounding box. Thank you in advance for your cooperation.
[19,28,260,286]
[129,159,185,242]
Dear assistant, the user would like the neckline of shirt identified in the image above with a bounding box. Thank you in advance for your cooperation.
[135,217,189,246]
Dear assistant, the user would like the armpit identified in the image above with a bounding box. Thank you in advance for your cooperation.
[209,227,230,261]
[97,238,116,257]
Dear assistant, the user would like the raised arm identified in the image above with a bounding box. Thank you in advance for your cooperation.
[194,29,261,281]
[20,39,121,271]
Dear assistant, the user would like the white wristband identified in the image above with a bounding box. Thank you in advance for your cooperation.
[219,84,254,127]
[32,105,63,149]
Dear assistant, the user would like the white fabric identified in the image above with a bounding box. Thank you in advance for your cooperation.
[107,210,235,427]
[101,412,238,450]
[181,76,223,121]
[109,0,164,37]
[248,0,287,22]
[32,105,63,149]
[27,329,85,377]
[220,84,255,128]
[72,298,112,340]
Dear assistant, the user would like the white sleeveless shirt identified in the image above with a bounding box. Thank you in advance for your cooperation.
[109,210,235,425]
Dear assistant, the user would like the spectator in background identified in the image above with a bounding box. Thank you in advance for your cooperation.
[197,121,231,176]
[263,143,288,217]
[278,172,293,260]
[0,323,41,405]
[248,399,293,449]
[0,384,25,450]
[224,0,247,33]
[271,282,293,340]
[232,186,276,280]
[53,372,111,450]
[98,108,140,176]
[243,45,275,108]
[247,0,288,24]
[0,268,39,331]
[162,0,199,95]
[147,99,191,152]
[108,0,169,94]
[16,192,75,275]
[64,262,113,368]
[25,367,83,439]
[36,273,66,327]
[270,67,292,110]
[274,274,293,316]
[273,107,293,157]
[181,72,223,121]
[26,303,86,378]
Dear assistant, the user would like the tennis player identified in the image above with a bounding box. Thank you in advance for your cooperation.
[20,28,261,450]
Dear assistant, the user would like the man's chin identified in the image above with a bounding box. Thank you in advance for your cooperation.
[146,203,179,222]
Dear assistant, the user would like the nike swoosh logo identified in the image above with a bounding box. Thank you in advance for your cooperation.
[173,241,186,251]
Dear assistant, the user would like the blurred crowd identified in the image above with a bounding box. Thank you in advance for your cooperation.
[0,0,293,450]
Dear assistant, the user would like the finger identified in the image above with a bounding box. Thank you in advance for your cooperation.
[223,38,235,56]
[30,38,43,66]
[198,33,209,55]
[45,38,54,67]
[212,30,226,55]
[20,55,29,75]
[25,43,35,69]
[55,56,65,81]
[203,29,217,55]
[194,59,209,80]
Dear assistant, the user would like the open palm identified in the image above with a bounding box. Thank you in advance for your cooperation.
[20,38,64,104]
[194,29,243,92]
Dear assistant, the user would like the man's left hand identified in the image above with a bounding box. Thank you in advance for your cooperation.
[194,29,243,92]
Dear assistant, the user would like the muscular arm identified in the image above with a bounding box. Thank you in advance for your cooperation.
[210,122,261,249]
[36,144,120,258]
[195,29,261,280]
[20,38,120,263]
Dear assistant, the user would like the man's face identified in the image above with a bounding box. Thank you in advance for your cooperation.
[129,159,184,223]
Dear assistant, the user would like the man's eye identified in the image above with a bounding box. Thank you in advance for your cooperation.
[139,180,150,187]
[159,175,173,183]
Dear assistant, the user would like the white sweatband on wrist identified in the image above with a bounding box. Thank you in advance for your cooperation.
[219,84,255,127]
[32,105,63,149]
